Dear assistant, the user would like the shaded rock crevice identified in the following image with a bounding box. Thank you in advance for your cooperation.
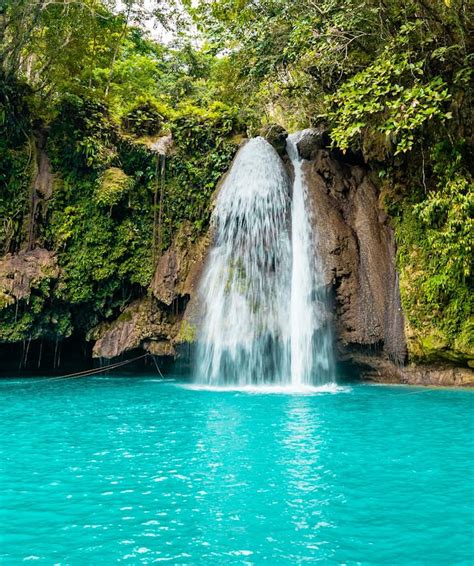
[26,129,54,251]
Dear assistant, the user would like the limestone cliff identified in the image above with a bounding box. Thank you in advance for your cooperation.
[297,131,406,364]
[91,222,209,359]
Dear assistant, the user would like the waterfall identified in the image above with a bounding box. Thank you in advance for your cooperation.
[287,132,335,386]
[196,135,334,388]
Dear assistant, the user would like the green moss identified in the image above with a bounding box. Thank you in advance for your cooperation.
[118,309,133,322]
[95,167,133,207]
[176,320,196,344]
[393,140,473,364]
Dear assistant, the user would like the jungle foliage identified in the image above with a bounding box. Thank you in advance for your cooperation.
[0,0,243,343]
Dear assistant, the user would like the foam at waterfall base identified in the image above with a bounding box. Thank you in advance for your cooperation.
[181,382,349,395]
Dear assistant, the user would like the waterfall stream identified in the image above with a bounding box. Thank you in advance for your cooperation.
[196,134,334,387]
[287,132,334,386]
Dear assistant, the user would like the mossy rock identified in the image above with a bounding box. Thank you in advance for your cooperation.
[175,320,196,344]
[95,167,133,207]
[121,100,164,137]
[407,324,474,366]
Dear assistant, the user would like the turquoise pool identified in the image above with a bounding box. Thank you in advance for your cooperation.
[1,376,473,564]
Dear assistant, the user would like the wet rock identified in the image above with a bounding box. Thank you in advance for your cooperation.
[259,124,288,156]
[352,354,474,386]
[295,127,330,160]
[92,224,209,359]
[150,221,209,307]
[26,130,54,249]
[144,340,176,357]
[302,149,407,366]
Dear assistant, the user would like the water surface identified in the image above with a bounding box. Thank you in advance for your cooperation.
[1,376,473,564]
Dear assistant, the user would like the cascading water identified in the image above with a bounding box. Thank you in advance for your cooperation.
[287,132,334,386]
[196,134,334,388]
[196,137,292,386]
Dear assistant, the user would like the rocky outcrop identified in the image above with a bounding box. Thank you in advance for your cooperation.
[91,298,178,359]
[0,248,58,308]
[296,130,407,367]
[150,221,209,309]
[259,124,288,156]
[92,222,209,359]
[294,127,330,160]
[352,355,474,387]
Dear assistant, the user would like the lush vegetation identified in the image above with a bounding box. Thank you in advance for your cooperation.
[0,0,472,362]
[0,0,245,343]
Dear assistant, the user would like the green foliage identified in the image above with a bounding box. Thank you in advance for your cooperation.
[121,98,166,137]
[0,144,31,253]
[48,95,118,171]
[164,102,240,239]
[0,74,33,253]
[176,320,197,343]
[95,167,134,207]
[327,44,452,154]
[394,141,473,355]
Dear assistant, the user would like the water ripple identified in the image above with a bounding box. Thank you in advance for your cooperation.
[0,377,473,564]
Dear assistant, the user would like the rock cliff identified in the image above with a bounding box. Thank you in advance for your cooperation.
[298,132,407,364]
[91,222,209,359]
[1,130,471,386]
[90,129,473,386]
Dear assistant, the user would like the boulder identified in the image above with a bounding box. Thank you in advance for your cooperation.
[91,298,176,359]
[92,223,209,359]
[258,124,288,156]
[295,127,330,160]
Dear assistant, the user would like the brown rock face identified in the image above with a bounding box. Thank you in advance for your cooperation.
[0,248,58,307]
[150,222,209,308]
[93,222,210,359]
[301,147,407,365]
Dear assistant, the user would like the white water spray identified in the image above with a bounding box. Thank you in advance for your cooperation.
[196,135,334,387]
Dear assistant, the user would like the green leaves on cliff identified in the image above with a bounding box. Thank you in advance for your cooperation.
[326,45,452,155]
[394,139,473,358]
